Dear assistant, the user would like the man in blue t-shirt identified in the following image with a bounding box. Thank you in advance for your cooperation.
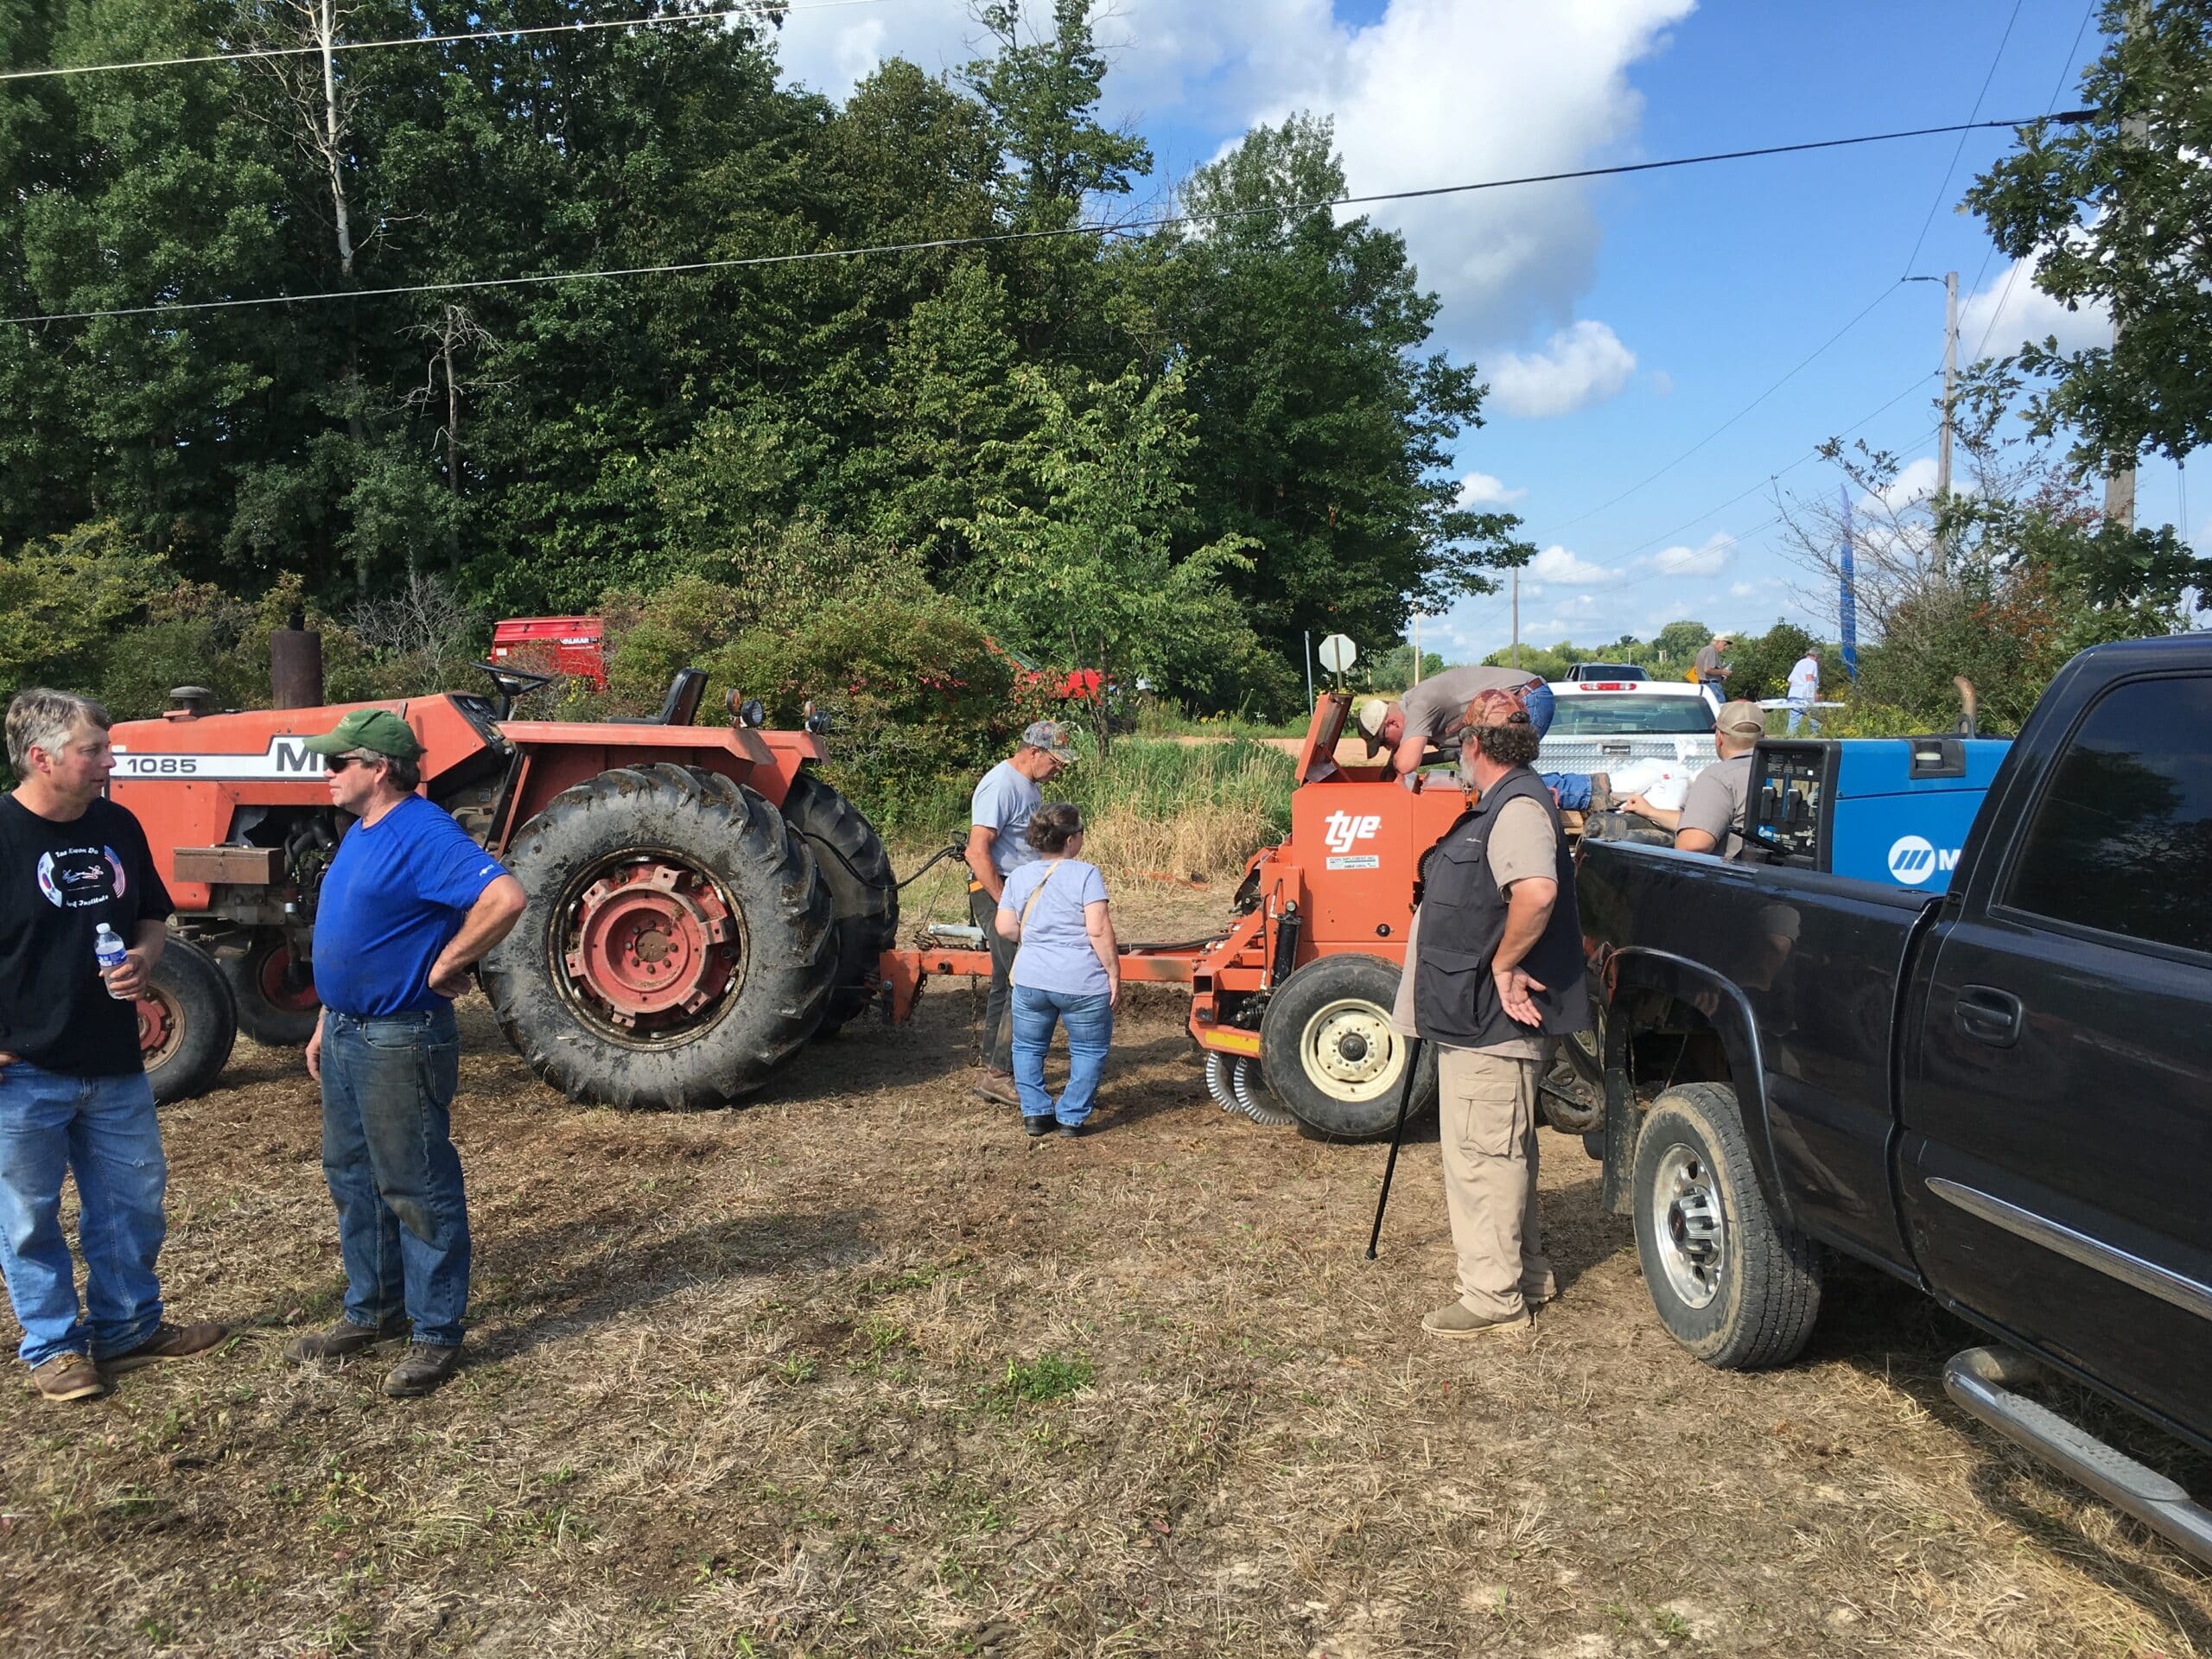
[963,720,1076,1103]
[287,709,525,1397]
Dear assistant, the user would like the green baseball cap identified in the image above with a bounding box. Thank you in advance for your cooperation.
[303,708,423,760]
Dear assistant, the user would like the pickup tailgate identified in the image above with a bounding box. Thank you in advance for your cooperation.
[1580,840,1936,1269]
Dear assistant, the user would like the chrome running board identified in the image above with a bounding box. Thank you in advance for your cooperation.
[1944,1346,2212,1567]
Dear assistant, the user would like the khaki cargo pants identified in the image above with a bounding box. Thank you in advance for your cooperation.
[1435,1046,1554,1320]
[1389,916,1555,1320]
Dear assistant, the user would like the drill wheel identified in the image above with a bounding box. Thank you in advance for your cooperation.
[1230,1055,1296,1127]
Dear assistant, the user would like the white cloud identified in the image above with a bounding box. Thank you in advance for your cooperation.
[1530,543,1610,585]
[774,2,1692,352]
[1652,531,1734,577]
[1487,321,1638,418]
[1959,248,2112,361]
[1274,0,1694,343]
[1457,470,1528,506]
[1859,455,1941,517]
[1729,582,1758,598]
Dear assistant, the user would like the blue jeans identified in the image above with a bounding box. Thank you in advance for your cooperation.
[321,1007,470,1347]
[1008,984,1114,1127]
[1787,701,1819,736]
[0,1063,168,1367]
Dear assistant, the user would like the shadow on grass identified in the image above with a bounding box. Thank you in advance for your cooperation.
[1806,1265,2212,1634]
[464,1203,880,1363]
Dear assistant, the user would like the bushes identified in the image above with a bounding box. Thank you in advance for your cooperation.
[716,594,1017,834]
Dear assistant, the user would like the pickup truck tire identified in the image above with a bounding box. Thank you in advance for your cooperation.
[1632,1082,1822,1369]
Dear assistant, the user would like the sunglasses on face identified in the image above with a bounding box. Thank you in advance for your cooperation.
[322,754,379,774]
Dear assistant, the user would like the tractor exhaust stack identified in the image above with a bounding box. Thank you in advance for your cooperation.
[270,610,325,710]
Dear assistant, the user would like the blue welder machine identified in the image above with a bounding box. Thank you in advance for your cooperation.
[1745,735,2012,892]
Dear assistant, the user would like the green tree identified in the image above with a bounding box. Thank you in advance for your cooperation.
[1967,0,2212,472]
[1651,620,1713,672]
[1160,116,1523,663]
[954,365,1255,748]
[1727,620,1819,702]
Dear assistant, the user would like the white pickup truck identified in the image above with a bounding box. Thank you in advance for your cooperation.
[1538,677,1720,781]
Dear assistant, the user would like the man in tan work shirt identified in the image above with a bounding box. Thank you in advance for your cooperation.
[1389,685,1590,1338]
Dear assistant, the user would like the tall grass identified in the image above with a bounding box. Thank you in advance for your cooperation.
[1056,738,1295,879]
[1131,701,1309,741]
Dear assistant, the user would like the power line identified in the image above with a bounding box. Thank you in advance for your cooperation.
[2,111,2088,327]
[1899,0,2024,279]
[1530,37,2094,551]
[1535,283,1905,541]
[1592,372,1943,573]
[0,0,906,84]
[1454,382,1942,655]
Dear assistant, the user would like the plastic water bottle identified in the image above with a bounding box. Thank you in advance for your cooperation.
[94,923,130,998]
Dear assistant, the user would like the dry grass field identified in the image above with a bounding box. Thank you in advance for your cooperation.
[2,881,2208,1656]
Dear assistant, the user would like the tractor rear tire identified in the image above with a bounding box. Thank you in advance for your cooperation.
[779,772,897,1036]
[480,765,836,1109]
[1259,953,1437,1139]
[221,929,322,1048]
[144,936,238,1104]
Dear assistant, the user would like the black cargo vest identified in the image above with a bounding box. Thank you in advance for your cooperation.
[1411,766,1591,1049]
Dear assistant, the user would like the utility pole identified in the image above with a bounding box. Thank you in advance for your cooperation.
[1510,569,1520,670]
[1411,613,1422,686]
[2104,3,2146,531]
[1936,270,1958,507]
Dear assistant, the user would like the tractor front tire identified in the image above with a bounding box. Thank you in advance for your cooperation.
[480,765,836,1109]
[779,771,897,1036]
[221,929,322,1048]
[1259,953,1437,1139]
[144,936,238,1104]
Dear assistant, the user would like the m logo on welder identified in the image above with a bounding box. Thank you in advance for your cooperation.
[1324,811,1382,856]
[1886,834,1959,886]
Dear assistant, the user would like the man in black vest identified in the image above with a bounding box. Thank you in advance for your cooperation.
[1406,690,1590,1338]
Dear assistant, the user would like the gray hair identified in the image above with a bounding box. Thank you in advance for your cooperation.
[6,688,110,773]
[348,747,422,793]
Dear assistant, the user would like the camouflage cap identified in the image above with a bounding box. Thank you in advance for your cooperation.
[302,708,423,760]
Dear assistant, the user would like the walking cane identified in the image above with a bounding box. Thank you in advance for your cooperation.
[1364,1034,1426,1259]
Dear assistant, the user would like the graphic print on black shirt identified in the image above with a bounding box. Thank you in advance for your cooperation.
[36,841,130,910]
[0,794,174,1076]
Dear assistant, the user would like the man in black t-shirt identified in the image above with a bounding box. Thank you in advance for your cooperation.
[0,690,222,1402]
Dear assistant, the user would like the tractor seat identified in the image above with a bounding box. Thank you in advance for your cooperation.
[610,667,709,727]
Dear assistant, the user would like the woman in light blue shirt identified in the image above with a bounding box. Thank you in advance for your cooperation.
[995,804,1119,1139]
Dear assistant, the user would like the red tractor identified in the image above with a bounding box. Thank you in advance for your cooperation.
[107,630,896,1109]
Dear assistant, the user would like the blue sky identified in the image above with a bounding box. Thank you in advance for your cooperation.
[771,0,2183,666]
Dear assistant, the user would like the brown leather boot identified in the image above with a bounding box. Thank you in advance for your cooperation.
[29,1352,108,1402]
[285,1317,408,1365]
[100,1320,226,1373]
[385,1343,464,1398]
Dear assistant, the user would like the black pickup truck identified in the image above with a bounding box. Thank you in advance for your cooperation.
[1574,632,2212,1560]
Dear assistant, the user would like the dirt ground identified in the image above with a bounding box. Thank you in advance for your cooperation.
[3,880,2209,1657]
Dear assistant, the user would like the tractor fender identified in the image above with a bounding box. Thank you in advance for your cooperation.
[1596,946,1793,1230]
